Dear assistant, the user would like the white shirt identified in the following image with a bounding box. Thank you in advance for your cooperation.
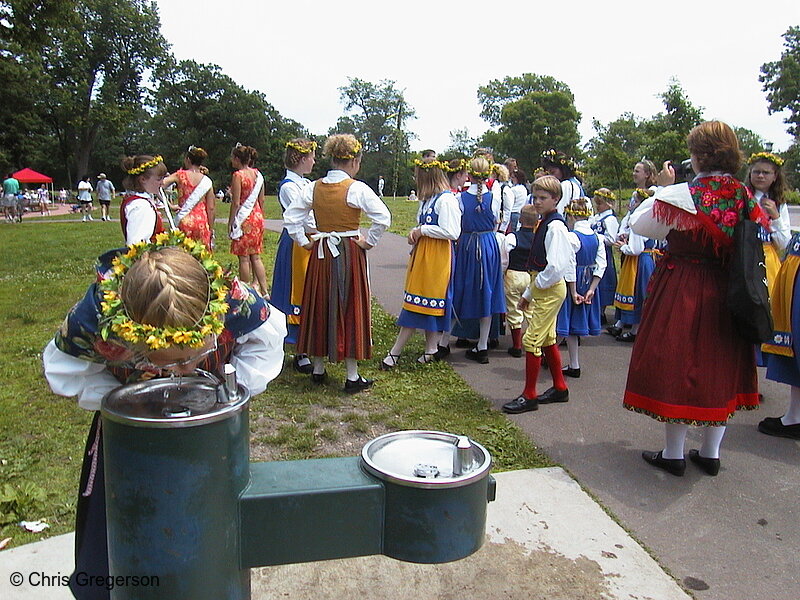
[280,170,317,232]
[754,190,791,252]
[77,180,93,201]
[556,178,584,215]
[284,170,391,248]
[511,184,529,213]
[417,191,461,241]
[521,217,577,293]
[570,220,607,279]
[493,182,515,233]
[123,193,158,245]
[42,305,287,411]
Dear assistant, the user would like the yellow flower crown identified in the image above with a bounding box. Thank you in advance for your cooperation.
[634,188,654,200]
[126,155,164,176]
[541,149,578,172]
[748,152,784,167]
[98,230,229,350]
[565,205,592,218]
[286,140,318,154]
[594,189,617,202]
[442,158,468,173]
[335,139,363,160]
[413,158,445,170]
[467,162,492,179]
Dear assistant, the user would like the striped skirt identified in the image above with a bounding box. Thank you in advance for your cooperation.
[297,237,372,361]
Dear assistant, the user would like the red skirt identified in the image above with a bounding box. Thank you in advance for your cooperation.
[297,237,372,361]
[623,240,759,426]
[230,205,263,256]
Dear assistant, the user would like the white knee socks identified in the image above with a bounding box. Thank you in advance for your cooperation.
[699,426,726,459]
[662,423,689,459]
[782,386,800,426]
[566,336,580,369]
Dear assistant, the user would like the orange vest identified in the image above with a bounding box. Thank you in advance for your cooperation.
[312,179,360,232]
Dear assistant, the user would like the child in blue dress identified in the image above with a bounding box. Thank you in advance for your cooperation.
[589,188,619,322]
[557,198,607,377]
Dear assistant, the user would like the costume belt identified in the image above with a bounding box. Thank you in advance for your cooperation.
[310,229,361,259]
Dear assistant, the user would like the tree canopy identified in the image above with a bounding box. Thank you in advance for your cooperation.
[761,26,800,138]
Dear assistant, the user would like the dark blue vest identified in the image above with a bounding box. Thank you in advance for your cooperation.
[508,227,535,272]
[526,211,566,272]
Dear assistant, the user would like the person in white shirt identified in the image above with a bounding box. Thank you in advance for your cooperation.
[503,175,576,414]
[492,163,515,234]
[77,176,94,221]
[508,168,530,232]
[588,188,619,321]
[284,134,391,393]
[541,149,586,216]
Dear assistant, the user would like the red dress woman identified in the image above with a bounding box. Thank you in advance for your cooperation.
[162,146,215,247]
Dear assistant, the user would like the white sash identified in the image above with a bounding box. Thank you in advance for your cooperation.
[176,174,212,223]
[230,171,263,240]
[310,230,361,259]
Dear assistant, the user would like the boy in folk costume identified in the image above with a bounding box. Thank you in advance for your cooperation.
[503,204,538,358]
[271,139,317,374]
[503,175,576,414]
[284,134,391,393]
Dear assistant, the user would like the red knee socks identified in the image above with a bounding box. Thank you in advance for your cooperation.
[511,328,522,350]
[542,344,567,391]
[523,352,541,399]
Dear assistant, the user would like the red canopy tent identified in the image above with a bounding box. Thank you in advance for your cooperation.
[12,168,53,184]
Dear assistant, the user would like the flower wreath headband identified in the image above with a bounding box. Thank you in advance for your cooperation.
[634,188,655,200]
[565,204,592,218]
[594,189,617,202]
[333,139,363,160]
[541,149,578,172]
[413,158,447,170]
[286,140,318,154]
[748,152,784,167]
[442,158,468,173]
[126,155,164,176]
[99,230,229,350]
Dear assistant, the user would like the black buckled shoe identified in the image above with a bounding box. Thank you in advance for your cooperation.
[433,344,450,360]
[502,395,539,414]
[507,347,523,358]
[616,331,636,342]
[311,371,327,385]
[606,325,623,337]
[757,416,800,439]
[688,449,720,476]
[642,450,686,476]
[344,376,374,394]
[465,347,489,364]
[454,338,472,348]
[562,366,581,378]
[293,354,313,374]
[536,387,569,404]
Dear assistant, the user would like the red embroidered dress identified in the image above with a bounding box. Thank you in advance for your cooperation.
[176,170,212,246]
[230,168,264,256]
[623,176,766,425]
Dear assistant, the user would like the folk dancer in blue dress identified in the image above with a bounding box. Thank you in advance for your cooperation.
[271,138,317,374]
[541,149,586,216]
[762,231,800,440]
[450,155,506,364]
[503,176,576,413]
[588,188,619,323]
[609,188,659,342]
[557,197,607,378]
[380,159,460,368]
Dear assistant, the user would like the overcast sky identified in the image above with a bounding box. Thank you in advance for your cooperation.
[155,0,799,154]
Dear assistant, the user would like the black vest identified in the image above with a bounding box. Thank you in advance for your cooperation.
[526,211,566,272]
[508,227,535,272]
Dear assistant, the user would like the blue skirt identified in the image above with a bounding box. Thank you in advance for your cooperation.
[557,266,602,337]
[271,229,299,344]
[597,244,617,309]
[452,231,506,320]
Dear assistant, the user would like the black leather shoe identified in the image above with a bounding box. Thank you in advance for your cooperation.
[562,366,581,378]
[507,347,523,358]
[465,347,489,364]
[293,354,313,374]
[433,344,450,360]
[537,387,569,404]
[616,332,636,342]
[502,395,538,414]
[606,325,622,337]
[344,376,374,394]
[688,449,720,476]
[454,338,472,348]
[311,371,327,385]
[642,450,686,476]
[758,416,800,439]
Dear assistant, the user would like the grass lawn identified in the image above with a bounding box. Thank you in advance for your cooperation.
[0,214,549,548]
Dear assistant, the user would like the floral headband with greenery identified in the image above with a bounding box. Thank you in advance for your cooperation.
[442,158,468,173]
[748,152,784,167]
[413,158,446,170]
[334,139,363,160]
[99,230,229,350]
[126,155,164,176]
[541,149,577,172]
[634,188,655,200]
[594,189,617,202]
[565,203,592,218]
[467,162,492,179]
[286,140,318,154]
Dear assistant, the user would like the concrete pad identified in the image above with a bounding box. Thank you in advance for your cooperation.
[1,469,687,600]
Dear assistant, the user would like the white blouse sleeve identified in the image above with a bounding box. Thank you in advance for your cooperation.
[620,230,646,256]
[284,182,316,247]
[419,193,461,240]
[602,215,619,246]
[535,221,577,288]
[230,305,287,397]
[346,181,391,247]
[124,198,157,245]
[593,233,607,278]
[770,202,792,253]
[43,340,121,411]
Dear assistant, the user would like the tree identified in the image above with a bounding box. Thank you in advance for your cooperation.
[641,79,703,163]
[585,114,647,194]
[734,127,767,159]
[444,128,478,158]
[479,91,581,174]
[36,0,169,183]
[148,59,307,192]
[760,26,800,137]
[335,77,416,195]
[477,73,574,127]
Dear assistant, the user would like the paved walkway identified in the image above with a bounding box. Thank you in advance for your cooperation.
[364,227,799,600]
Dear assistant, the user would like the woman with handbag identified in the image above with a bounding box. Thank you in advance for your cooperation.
[622,121,769,477]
